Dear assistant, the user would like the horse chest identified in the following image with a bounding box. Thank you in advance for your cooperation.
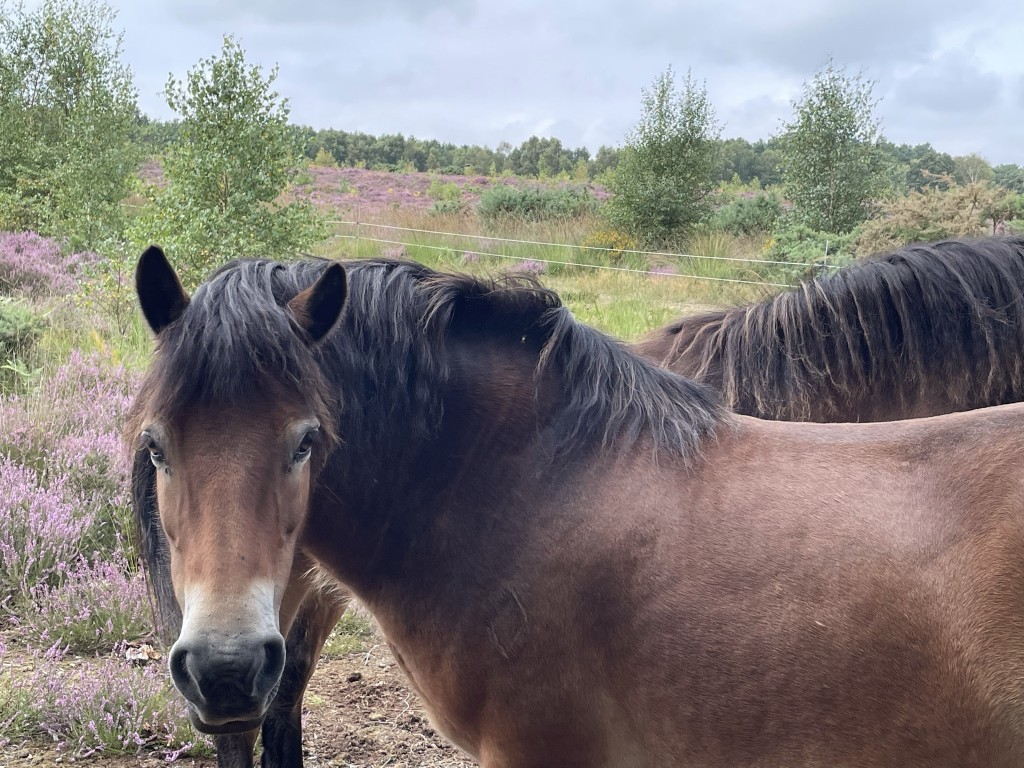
[385,639,482,759]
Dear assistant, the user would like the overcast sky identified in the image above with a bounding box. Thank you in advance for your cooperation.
[105,1,1023,165]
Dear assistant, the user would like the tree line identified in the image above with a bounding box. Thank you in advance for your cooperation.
[132,116,1024,196]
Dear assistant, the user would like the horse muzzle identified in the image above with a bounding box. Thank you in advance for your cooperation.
[169,629,285,732]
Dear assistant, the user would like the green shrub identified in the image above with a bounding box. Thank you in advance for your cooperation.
[0,296,44,366]
[428,179,466,215]
[312,147,338,167]
[477,184,599,223]
[713,191,784,236]
[764,221,856,281]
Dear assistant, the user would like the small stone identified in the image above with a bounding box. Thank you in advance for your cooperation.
[368,711,386,721]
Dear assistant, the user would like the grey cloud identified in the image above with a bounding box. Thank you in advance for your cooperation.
[594,0,971,76]
[894,54,1003,114]
[90,0,1024,164]
[169,0,476,26]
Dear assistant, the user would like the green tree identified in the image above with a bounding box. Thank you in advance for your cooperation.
[953,153,995,186]
[0,0,138,248]
[994,164,1024,194]
[778,59,886,233]
[605,66,721,245]
[129,36,324,284]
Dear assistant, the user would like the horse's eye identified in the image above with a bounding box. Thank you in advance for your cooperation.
[142,431,166,468]
[293,429,318,464]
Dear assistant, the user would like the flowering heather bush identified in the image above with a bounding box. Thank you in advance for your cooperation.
[0,643,209,757]
[509,259,548,276]
[0,348,205,759]
[0,231,95,297]
[0,459,91,609]
[1,351,137,604]
[1,348,136,468]
[137,157,166,187]
[20,554,149,653]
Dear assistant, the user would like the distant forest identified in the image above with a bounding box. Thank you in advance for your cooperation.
[131,117,1024,195]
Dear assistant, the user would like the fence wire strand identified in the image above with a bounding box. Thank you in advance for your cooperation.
[330,233,794,288]
[327,219,823,270]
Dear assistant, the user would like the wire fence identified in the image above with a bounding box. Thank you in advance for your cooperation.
[325,220,828,289]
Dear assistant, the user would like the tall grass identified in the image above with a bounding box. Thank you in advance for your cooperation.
[311,208,783,338]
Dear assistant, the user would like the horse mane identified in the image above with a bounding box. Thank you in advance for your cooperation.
[130,449,180,645]
[330,259,724,463]
[129,257,724,466]
[638,236,1024,420]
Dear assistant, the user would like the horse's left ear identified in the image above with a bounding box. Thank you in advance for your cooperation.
[288,262,347,343]
[136,246,190,335]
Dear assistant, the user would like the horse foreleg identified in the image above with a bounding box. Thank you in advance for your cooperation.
[214,731,260,768]
[259,584,351,767]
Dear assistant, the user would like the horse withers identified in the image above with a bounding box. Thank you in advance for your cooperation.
[132,245,1024,767]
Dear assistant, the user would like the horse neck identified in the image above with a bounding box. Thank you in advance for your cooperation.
[305,330,563,603]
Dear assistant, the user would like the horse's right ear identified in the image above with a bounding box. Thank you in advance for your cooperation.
[136,246,190,335]
[288,262,347,343]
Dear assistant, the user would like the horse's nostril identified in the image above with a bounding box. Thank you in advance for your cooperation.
[264,637,285,674]
[257,635,286,693]
[168,644,199,703]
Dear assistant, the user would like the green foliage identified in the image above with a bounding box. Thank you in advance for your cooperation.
[778,59,886,233]
[0,0,139,248]
[477,184,599,223]
[605,66,721,246]
[989,190,1024,231]
[0,296,45,379]
[590,145,621,179]
[427,178,466,215]
[712,190,784,236]
[323,609,378,656]
[298,128,593,178]
[713,138,783,187]
[312,146,338,167]
[76,239,137,335]
[994,164,1024,194]
[953,153,995,186]
[765,221,857,279]
[128,36,325,285]
[129,114,181,154]
[876,141,956,194]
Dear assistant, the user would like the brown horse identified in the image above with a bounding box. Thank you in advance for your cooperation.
[135,235,1024,767]
[637,235,1024,421]
[132,245,1024,767]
